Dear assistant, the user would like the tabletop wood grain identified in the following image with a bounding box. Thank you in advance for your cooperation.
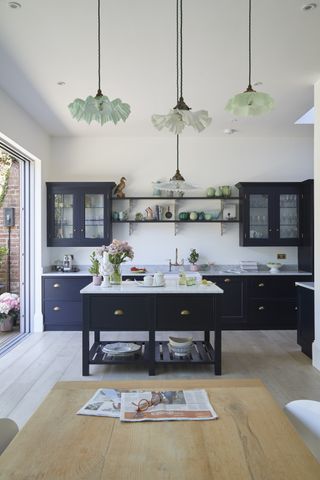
[0,379,319,479]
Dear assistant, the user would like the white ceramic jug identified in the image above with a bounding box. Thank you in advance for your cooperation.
[153,272,165,286]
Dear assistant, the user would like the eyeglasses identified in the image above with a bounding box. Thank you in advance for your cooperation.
[132,392,163,412]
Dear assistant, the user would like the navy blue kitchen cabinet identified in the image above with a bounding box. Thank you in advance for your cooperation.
[42,276,91,330]
[236,182,302,247]
[47,182,115,247]
[204,276,247,329]
[205,275,310,330]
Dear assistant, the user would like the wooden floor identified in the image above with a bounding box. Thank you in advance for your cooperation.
[0,326,20,348]
[1,329,320,429]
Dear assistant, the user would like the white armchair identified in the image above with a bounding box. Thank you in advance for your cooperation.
[0,418,19,454]
[284,400,320,461]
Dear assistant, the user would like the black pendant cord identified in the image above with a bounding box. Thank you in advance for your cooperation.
[176,0,179,103]
[179,0,183,100]
[176,134,180,171]
[248,0,252,89]
[97,0,102,95]
[176,0,184,101]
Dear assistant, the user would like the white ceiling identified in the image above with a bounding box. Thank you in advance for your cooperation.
[0,0,318,137]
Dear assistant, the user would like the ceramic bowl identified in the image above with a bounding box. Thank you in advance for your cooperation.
[266,262,282,273]
[168,336,193,348]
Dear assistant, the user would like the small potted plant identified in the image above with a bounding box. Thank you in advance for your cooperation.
[89,251,102,285]
[188,248,199,271]
[0,292,20,332]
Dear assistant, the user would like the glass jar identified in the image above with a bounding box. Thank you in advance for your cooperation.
[110,263,122,285]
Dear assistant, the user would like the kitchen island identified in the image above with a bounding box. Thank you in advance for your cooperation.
[80,281,223,376]
[295,282,315,358]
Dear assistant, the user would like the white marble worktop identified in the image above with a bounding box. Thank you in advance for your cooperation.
[43,264,312,277]
[295,282,315,291]
[80,281,224,295]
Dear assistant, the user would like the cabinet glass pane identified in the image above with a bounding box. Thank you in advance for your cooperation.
[54,194,74,239]
[85,194,104,239]
[279,194,299,239]
[249,194,269,239]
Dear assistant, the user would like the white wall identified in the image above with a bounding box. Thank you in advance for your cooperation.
[313,81,320,370]
[0,86,50,332]
[48,135,313,267]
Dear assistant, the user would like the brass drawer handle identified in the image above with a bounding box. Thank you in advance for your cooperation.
[114,309,124,316]
[53,306,60,311]
[258,283,264,287]
[224,278,231,283]
[53,283,60,288]
[181,309,190,316]
[258,306,265,311]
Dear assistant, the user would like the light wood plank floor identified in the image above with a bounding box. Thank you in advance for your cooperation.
[1,330,320,428]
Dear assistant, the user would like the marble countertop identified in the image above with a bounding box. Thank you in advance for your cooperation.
[80,281,223,295]
[43,264,312,277]
[295,282,315,291]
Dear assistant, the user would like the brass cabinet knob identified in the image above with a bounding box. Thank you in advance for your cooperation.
[258,283,264,287]
[224,278,231,283]
[114,309,124,316]
[180,309,190,316]
[258,306,265,311]
[53,283,60,288]
[53,306,60,311]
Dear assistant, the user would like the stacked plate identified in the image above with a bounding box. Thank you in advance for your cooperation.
[102,342,141,356]
[168,336,193,357]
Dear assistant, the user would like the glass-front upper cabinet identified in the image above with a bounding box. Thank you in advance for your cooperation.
[248,194,270,241]
[47,182,115,246]
[279,193,299,240]
[84,194,104,240]
[237,182,301,246]
[53,193,74,241]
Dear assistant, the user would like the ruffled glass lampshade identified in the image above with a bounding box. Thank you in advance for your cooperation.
[152,109,211,134]
[225,87,274,117]
[68,92,131,125]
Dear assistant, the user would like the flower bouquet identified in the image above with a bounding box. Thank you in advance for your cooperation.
[103,240,134,284]
[0,292,20,332]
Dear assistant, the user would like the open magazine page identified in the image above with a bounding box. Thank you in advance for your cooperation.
[77,389,122,417]
[120,389,218,422]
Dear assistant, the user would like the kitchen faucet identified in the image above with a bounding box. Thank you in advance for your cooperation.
[168,248,184,271]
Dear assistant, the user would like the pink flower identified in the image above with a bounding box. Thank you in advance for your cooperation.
[0,292,20,318]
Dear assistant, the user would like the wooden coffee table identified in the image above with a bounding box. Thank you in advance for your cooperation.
[0,379,319,479]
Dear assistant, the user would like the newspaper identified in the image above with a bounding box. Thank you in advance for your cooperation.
[120,389,218,422]
[77,389,122,417]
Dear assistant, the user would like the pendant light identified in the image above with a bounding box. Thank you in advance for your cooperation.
[154,135,197,192]
[225,0,274,116]
[151,0,211,134]
[68,0,130,125]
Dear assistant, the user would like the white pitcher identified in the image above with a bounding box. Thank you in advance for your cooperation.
[153,272,165,286]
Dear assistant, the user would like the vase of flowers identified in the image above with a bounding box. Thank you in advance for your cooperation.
[0,292,20,332]
[105,239,134,285]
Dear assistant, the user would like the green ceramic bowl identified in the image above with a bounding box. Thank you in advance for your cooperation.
[189,212,198,221]
[179,212,189,221]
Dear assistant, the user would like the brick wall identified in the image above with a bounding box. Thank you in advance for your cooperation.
[0,160,20,295]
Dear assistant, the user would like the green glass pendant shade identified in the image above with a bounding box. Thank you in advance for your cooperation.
[69,0,131,126]
[68,93,130,125]
[225,0,274,117]
[225,87,274,116]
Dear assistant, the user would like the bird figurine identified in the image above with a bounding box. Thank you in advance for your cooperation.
[114,177,126,198]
